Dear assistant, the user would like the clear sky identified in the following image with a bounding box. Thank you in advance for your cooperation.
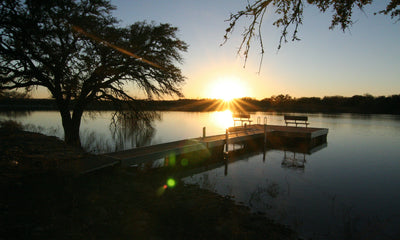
[32,0,400,99]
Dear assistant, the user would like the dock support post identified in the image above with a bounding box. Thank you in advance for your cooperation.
[264,124,267,145]
[263,150,266,162]
[225,128,229,152]
[263,124,267,163]
[203,127,206,138]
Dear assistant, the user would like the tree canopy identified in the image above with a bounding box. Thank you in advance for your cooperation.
[0,0,187,146]
[222,0,400,71]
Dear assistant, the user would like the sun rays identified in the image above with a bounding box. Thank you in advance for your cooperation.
[180,97,257,113]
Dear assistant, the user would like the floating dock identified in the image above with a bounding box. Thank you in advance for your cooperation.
[104,124,328,167]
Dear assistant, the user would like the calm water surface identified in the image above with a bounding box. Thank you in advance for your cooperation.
[1,111,400,239]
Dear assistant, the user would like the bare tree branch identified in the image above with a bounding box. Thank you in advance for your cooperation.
[222,0,398,72]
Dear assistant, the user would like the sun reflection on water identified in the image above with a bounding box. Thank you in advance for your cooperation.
[212,110,234,130]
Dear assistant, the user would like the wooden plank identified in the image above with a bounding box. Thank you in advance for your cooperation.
[310,128,329,138]
[106,139,208,167]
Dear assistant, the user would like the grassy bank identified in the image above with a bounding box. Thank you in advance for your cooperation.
[0,125,297,240]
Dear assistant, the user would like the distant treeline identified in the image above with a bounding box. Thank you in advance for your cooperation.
[1,94,399,114]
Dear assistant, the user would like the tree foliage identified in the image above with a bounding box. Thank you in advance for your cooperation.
[222,0,400,71]
[0,0,187,146]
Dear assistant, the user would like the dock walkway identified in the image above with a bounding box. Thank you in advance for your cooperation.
[103,124,328,167]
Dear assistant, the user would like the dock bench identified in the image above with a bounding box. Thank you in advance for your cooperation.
[233,113,252,127]
[284,115,309,127]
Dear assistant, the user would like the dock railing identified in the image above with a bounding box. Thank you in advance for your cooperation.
[232,113,252,127]
[225,122,268,153]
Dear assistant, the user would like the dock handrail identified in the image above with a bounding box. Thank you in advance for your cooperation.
[232,113,252,127]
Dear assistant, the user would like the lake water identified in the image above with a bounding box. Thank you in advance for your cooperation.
[1,110,400,239]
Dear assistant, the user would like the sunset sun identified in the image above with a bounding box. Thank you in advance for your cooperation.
[209,77,247,101]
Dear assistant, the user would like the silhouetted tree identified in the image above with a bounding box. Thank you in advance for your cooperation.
[0,0,187,147]
[222,0,399,70]
[271,94,292,104]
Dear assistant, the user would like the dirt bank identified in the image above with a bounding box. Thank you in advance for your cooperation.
[0,126,298,239]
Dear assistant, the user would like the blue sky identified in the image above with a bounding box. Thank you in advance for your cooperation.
[34,0,399,100]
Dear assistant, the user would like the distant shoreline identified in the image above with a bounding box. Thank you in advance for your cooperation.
[1,94,399,114]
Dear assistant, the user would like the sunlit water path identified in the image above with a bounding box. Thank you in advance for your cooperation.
[1,111,400,239]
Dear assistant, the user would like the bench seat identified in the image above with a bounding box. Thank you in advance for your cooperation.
[284,115,309,127]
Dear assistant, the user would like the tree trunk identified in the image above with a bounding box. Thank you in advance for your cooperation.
[60,108,83,148]
[63,118,82,147]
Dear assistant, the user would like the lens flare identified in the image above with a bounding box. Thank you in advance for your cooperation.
[156,186,166,196]
[168,153,176,167]
[181,158,189,166]
[167,178,176,188]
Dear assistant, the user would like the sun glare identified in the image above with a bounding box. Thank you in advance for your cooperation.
[213,110,234,129]
[209,77,246,101]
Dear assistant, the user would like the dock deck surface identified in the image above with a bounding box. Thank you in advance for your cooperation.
[103,124,328,167]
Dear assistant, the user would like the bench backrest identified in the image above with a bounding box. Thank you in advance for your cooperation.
[233,113,250,119]
[284,115,308,121]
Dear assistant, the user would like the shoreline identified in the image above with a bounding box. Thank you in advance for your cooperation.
[0,127,298,239]
[1,95,400,114]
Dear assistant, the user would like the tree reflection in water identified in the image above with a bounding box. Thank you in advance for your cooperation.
[109,111,160,151]
[248,180,288,221]
[79,111,160,154]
